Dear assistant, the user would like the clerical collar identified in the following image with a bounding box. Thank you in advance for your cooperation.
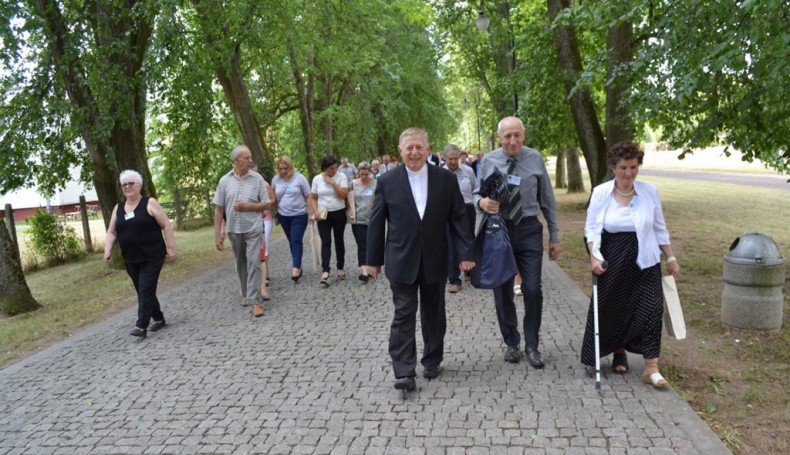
[405,165,428,178]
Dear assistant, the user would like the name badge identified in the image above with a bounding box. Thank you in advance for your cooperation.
[124,212,135,221]
[364,190,374,197]
[460,176,471,184]
[507,174,521,186]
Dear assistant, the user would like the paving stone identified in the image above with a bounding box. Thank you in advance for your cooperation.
[0,227,731,454]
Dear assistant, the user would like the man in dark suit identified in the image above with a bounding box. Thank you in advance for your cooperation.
[426,145,441,166]
[368,127,475,392]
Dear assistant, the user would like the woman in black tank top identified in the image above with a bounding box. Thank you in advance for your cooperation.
[103,170,177,338]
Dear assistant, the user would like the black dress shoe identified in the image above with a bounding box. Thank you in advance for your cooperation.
[394,377,416,391]
[423,366,441,379]
[358,273,369,282]
[149,319,166,332]
[130,327,147,338]
[504,346,520,363]
[526,347,545,368]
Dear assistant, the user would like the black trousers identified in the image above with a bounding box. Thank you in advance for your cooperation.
[126,258,165,330]
[388,269,446,379]
[351,224,368,266]
[317,208,346,272]
[492,217,544,350]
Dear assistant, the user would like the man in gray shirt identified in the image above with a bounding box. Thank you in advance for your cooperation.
[379,155,395,174]
[443,144,477,293]
[339,157,357,182]
[213,145,271,318]
[474,116,560,368]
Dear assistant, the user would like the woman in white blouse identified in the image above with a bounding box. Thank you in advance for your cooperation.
[582,141,680,389]
[310,155,350,286]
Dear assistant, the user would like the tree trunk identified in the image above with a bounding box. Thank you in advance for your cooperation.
[0,220,41,316]
[35,0,154,273]
[191,0,273,180]
[204,189,213,221]
[318,75,334,157]
[555,148,567,189]
[35,0,119,229]
[287,34,319,178]
[566,147,585,193]
[547,0,608,188]
[95,0,157,199]
[373,103,391,158]
[213,44,272,177]
[605,18,634,154]
[173,186,184,231]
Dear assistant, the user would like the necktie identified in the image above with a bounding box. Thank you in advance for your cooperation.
[506,158,523,224]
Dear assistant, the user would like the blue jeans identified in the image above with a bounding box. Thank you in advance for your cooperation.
[277,213,308,268]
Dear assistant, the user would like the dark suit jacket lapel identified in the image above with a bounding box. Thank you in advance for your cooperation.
[423,165,439,221]
[396,166,421,221]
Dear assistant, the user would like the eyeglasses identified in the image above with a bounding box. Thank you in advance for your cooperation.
[121,182,138,188]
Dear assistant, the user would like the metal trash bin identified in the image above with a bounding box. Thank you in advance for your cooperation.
[722,233,785,331]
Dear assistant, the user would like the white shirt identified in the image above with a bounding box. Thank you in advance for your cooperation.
[443,164,476,204]
[603,202,637,233]
[585,179,670,269]
[406,165,428,220]
[311,172,349,212]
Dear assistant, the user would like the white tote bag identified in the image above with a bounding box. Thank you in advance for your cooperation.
[309,222,321,272]
[662,275,686,340]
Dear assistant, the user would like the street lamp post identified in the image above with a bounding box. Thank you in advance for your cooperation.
[475,90,482,150]
[475,3,518,116]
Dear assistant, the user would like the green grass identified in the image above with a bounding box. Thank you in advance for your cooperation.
[554,173,789,454]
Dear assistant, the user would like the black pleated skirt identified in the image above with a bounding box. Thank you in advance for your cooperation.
[580,231,663,366]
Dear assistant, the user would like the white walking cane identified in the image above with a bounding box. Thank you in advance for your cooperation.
[592,260,608,389]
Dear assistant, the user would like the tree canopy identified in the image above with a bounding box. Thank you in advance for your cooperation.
[1,0,787,206]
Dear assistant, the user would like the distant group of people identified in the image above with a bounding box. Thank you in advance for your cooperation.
[104,114,680,393]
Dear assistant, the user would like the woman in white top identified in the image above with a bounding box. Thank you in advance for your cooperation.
[583,141,680,389]
[310,155,350,286]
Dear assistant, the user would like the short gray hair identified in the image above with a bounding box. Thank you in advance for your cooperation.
[231,145,250,161]
[443,143,461,156]
[119,170,143,185]
[399,127,429,146]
